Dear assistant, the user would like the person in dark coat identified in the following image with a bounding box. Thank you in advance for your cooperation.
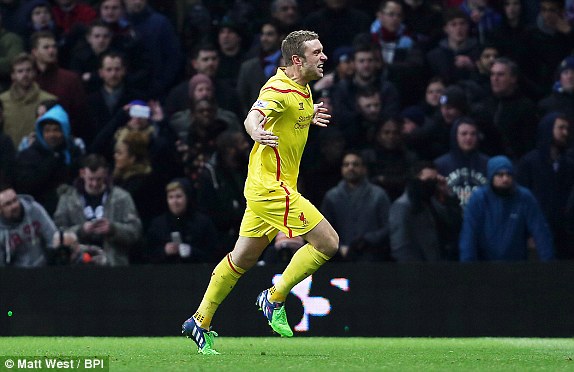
[145,178,218,264]
[517,112,574,259]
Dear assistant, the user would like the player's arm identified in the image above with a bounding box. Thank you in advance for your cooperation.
[312,101,331,127]
[244,110,279,147]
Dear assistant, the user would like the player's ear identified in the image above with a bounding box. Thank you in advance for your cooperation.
[292,54,303,67]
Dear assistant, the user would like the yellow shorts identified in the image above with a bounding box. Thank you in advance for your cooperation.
[239,188,323,242]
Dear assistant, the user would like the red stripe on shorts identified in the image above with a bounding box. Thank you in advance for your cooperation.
[280,183,293,238]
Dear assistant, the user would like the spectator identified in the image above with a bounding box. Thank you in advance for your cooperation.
[90,99,181,187]
[472,57,538,159]
[51,229,106,265]
[299,128,347,207]
[123,0,182,98]
[362,117,418,201]
[169,73,239,143]
[402,0,443,52]
[98,0,151,93]
[487,0,529,70]
[0,184,57,267]
[321,151,391,261]
[0,103,15,185]
[0,11,23,91]
[53,153,142,266]
[270,0,301,33]
[461,43,498,101]
[14,104,82,215]
[31,31,90,142]
[86,51,142,145]
[350,86,383,148]
[406,85,468,160]
[112,129,162,230]
[517,113,574,259]
[145,178,218,264]
[21,1,63,51]
[165,43,237,117]
[390,161,462,262]
[313,46,355,96]
[195,130,249,254]
[52,0,96,35]
[460,0,502,44]
[69,20,113,93]
[302,0,371,68]
[216,20,248,89]
[331,43,400,128]
[434,117,489,207]
[400,105,426,136]
[460,155,555,261]
[426,8,480,84]
[414,76,445,123]
[237,20,283,116]
[525,0,574,92]
[371,0,425,105]
[538,56,574,119]
[0,52,56,146]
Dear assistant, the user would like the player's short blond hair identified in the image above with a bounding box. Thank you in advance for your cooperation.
[281,30,319,66]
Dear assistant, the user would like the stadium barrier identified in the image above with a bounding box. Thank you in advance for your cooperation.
[1,262,573,337]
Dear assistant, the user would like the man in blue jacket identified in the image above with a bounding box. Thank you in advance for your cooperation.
[459,155,554,261]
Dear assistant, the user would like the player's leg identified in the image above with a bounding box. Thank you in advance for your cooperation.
[268,218,339,303]
[183,236,269,354]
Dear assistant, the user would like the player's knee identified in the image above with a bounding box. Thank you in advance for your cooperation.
[321,229,339,258]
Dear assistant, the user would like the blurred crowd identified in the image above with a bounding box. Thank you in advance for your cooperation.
[1,0,574,267]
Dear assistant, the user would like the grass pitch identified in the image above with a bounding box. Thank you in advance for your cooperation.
[0,337,573,371]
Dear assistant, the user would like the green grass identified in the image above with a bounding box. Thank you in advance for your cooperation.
[0,337,573,371]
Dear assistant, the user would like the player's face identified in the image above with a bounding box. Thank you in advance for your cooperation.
[0,189,22,222]
[300,39,327,81]
[11,61,35,89]
[560,69,574,92]
[553,118,570,147]
[167,188,187,216]
[456,123,478,152]
[99,56,126,89]
[81,167,108,196]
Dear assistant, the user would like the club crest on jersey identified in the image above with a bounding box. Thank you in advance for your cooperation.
[299,212,308,227]
[253,100,268,109]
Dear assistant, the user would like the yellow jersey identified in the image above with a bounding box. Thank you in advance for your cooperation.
[244,68,314,200]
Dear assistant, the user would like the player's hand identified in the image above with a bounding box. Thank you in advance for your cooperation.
[251,117,279,147]
[312,102,331,127]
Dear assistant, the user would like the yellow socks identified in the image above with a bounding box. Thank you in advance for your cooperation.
[193,253,246,329]
[268,243,330,303]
